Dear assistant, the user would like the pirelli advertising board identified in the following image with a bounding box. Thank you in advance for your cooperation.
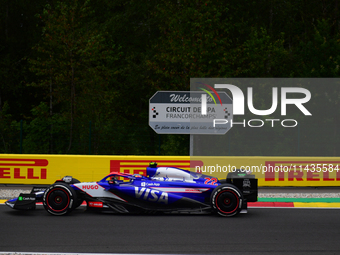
[1,154,340,186]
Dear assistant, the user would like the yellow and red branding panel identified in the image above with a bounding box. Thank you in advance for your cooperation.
[191,156,340,186]
[1,154,340,186]
[0,155,199,185]
[0,158,48,180]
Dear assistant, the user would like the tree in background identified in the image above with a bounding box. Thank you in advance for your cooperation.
[28,0,121,153]
[0,0,339,156]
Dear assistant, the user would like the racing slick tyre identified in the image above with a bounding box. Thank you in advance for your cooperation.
[43,183,77,216]
[54,178,83,208]
[210,184,243,217]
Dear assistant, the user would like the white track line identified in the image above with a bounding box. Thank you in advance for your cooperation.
[0,253,194,255]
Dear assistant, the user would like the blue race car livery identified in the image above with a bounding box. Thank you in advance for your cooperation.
[5,162,258,217]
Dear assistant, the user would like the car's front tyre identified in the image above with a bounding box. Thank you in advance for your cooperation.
[43,183,77,216]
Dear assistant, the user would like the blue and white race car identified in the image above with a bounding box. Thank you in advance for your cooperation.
[5,162,258,217]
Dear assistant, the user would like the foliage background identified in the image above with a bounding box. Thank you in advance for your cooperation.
[0,0,339,156]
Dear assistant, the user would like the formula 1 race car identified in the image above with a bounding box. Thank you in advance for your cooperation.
[5,162,258,217]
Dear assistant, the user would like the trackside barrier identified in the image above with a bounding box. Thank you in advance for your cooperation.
[1,155,340,186]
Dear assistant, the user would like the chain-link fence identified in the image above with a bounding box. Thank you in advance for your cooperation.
[2,118,339,156]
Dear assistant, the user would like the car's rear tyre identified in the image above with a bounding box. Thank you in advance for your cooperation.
[210,184,243,217]
[43,183,77,216]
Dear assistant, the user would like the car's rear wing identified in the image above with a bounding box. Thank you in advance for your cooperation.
[226,170,258,202]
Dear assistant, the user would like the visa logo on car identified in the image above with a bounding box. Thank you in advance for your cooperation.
[134,187,168,204]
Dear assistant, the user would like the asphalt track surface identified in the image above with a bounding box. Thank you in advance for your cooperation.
[1,205,340,255]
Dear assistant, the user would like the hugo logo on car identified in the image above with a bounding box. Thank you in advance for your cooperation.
[5,162,258,217]
[81,184,99,190]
